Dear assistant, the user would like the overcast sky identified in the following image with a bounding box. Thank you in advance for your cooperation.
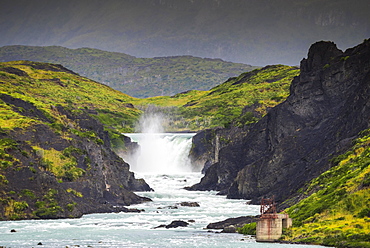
[1,0,369,65]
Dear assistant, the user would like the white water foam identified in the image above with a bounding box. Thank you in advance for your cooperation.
[124,133,196,174]
[124,111,198,174]
[0,174,327,248]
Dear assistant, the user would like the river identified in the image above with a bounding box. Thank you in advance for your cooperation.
[0,132,326,247]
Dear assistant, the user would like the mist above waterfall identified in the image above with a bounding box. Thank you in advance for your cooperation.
[124,109,198,174]
[135,108,166,133]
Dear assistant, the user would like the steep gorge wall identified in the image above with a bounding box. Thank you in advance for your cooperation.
[189,39,370,205]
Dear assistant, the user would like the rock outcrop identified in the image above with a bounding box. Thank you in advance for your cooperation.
[206,216,259,232]
[154,220,189,229]
[0,103,151,220]
[188,39,370,205]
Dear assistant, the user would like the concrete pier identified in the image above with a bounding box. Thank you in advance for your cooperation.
[256,214,292,242]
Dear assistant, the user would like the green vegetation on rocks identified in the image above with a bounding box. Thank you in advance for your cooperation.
[0,60,140,132]
[0,59,300,220]
[135,65,299,131]
[278,129,370,247]
[237,130,370,247]
[0,60,150,220]
[237,222,256,235]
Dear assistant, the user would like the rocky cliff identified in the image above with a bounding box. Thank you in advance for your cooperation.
[0,61,151,220]
[188,39,370,205]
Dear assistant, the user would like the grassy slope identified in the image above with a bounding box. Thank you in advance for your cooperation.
[280,130,370,247]
[239,129,370,247]
[0,45,257,98]
[135,65,300,131]
[0,61,146,219]
[0,61,299,135]
[0,60,141,140]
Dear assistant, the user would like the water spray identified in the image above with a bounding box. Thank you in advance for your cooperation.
[123,109,197,174]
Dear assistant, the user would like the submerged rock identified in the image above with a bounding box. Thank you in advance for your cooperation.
[179,202,200,207]
[166,220,189,228]
[222,225,237,233]
[157,205,178,209]
[154,220,189,229]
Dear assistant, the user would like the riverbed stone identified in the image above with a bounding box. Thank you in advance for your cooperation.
[179,202,200,207]
[154,220,189,229]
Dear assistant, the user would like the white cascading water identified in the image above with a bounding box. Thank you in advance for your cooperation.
[123,111,198,174]
[125,133,196,174]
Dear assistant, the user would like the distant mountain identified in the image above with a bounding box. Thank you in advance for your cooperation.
[0,45,256,98]
[1,0,369,65]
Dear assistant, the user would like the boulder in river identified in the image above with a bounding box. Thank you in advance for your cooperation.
[179,202,200,207]
[154,220,189,229]
[206,216,259,233]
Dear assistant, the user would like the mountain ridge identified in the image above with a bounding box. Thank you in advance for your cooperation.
[0,45,256,98]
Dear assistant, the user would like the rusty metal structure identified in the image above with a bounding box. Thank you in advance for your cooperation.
[260,196,276,215]
[256,196,292,242]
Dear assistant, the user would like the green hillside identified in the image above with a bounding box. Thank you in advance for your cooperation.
[0,60,141,146]
[238,129,370,247]
[280,129,370,247]
[0,46,257,98]
[0,60,298,136]
[0,61,153,220]
[136,65,300,131]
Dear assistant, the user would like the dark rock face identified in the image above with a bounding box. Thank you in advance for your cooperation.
[155,220,189,229]
[0,94,52,123]
[0,66,29,77]
[189,40,370,205]
[189,126,248,174]
[179,202,200,207]
[206,216,258,230]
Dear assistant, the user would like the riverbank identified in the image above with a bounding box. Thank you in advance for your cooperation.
[0,172,328,248]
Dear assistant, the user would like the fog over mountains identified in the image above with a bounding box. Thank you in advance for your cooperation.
[1,0,369,65]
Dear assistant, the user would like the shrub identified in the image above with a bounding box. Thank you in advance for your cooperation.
[357,208,370,218]
[66,202,77,212]
[66,188,83,198]
[237,222,256,235]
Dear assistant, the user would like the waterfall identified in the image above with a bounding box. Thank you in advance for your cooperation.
[123,111,197,174]
[124,133,196,174]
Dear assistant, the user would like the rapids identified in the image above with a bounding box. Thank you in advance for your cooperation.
[0,113,327,247]
[0,170,326,248]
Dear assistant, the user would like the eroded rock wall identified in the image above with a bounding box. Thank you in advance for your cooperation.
[189,40,370,205]
[0,105,151,220]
